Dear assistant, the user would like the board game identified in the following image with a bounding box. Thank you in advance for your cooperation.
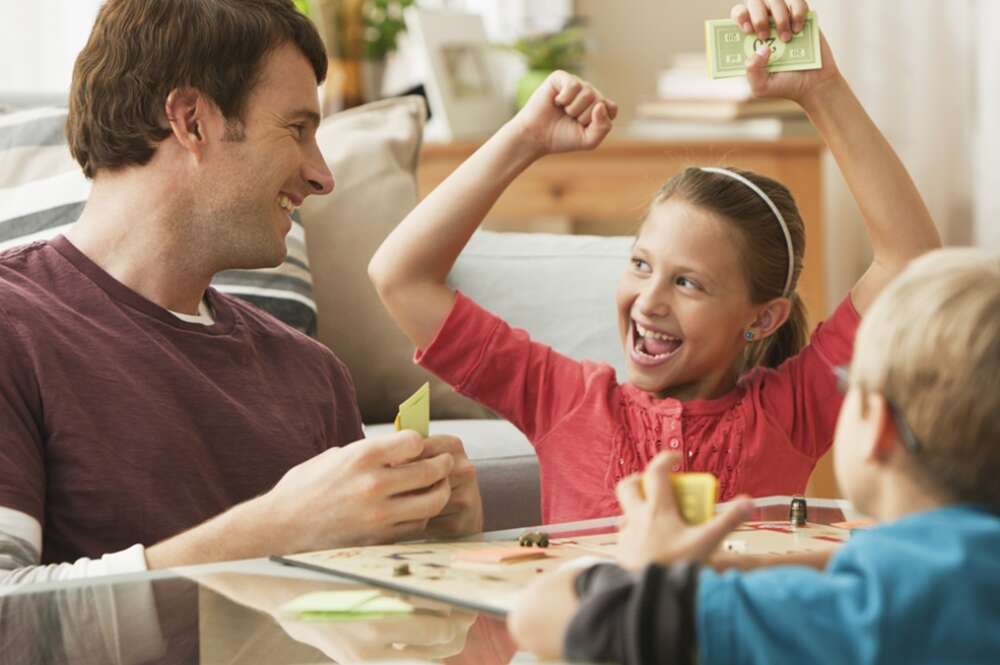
[272,496,871,616]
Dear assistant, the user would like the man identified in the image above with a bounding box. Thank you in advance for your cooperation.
[0,0,481,584]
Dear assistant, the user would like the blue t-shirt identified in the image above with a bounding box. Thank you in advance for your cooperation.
[698,506,1000,664]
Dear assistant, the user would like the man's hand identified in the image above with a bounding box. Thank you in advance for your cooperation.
[264,430,455,552]
[510,70,618,157]
[731,0,842,105]
[195,572,477,663]
[417,435,483,538]
[615,452,752,569]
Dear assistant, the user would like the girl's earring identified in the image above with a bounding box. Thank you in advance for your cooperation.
[744,330,755,342]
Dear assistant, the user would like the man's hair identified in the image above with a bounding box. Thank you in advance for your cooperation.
[67,0,327,179]
[851,248,1000,505]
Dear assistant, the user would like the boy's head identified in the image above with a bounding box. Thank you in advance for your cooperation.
[67,0,327,179]
[615,166,807,400]
[834,248,1000,514]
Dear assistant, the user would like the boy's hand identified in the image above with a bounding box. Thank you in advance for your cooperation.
[511,70,618,156]
[731,0,842,105]
[615,452,752,569]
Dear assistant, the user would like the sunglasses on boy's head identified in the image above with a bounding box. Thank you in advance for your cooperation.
[833,365,924,456]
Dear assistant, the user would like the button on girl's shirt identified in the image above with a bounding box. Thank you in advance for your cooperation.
[669,437,680,449]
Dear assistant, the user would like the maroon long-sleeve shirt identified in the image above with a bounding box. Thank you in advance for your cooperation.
[0,236,363,564]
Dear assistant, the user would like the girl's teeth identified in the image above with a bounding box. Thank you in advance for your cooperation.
[635,322,678,342]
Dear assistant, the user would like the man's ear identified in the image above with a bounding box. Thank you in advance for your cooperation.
[164,88,211,161]
[747,297,792,341]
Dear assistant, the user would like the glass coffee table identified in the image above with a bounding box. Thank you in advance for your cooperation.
[0,497,862,664]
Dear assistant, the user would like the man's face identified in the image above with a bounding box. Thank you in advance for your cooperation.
[197,42,333,270]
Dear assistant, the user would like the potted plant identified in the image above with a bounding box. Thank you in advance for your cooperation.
[506,23,587,108]
[308,0,414,109]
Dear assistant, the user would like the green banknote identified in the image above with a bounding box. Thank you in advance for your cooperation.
[705,11,821,79]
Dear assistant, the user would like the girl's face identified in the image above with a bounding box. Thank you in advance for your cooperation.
[615,198,759,401]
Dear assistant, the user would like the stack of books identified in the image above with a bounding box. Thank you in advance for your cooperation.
[628,53,816,140]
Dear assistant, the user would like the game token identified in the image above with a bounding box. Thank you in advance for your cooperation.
[393,563,411,577]
[517,531,550,548]
[723,539,748,553]
[789,496,808,527]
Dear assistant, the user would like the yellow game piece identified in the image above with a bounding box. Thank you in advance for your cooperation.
[394,382,430,438]
[668,473,718,525]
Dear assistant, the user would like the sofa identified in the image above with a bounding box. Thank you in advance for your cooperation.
[0,97,635,532]
[297,97,635,531]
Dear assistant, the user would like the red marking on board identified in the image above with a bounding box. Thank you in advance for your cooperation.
[812,535,845,543]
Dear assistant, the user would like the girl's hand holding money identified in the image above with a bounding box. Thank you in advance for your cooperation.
[615,452,753,570]
[732,0,843,106]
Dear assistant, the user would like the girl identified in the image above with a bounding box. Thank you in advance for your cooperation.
[369,0,940,523]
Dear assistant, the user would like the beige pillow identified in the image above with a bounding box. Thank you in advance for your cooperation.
[303,96,492,424]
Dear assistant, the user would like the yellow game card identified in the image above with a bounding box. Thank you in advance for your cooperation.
[668,473,718,525]
[281,590,414,622]
[394,382,430,438]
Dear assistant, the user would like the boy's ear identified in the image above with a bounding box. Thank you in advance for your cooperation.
[164,87,214,161]
[748,297,792,341]
[861,392,898,464]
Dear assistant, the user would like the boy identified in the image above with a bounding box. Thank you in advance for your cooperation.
[508,248,1000,664]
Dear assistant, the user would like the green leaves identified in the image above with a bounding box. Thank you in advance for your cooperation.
[364,0,415,60]
[506,26,587,72]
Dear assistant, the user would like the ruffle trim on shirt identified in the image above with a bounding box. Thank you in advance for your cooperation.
[606,389,748,501]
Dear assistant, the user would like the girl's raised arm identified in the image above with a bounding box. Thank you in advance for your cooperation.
[368,72,617,348]
[734,0,941,313]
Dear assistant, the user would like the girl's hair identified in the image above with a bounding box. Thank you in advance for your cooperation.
[651,166,808,371]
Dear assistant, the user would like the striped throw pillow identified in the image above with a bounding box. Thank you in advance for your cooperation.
[0,107,318,335]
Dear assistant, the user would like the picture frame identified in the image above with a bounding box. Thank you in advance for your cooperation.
[404,7,510,141]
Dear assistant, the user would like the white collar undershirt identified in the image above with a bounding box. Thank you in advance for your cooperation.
[168,298,215,326]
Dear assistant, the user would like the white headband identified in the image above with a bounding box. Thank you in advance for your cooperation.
[700,167,795,297]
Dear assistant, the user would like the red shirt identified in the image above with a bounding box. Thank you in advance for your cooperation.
[418,292,859,524]
[0,237,363,563]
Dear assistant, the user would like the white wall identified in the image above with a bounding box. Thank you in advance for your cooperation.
[0,0,102,100]
[573,0,997,308]
[974,0,1000,248]
[576,0,733,125]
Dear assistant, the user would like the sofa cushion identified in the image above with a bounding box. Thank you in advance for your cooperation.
[302,96,494,424]
[450,229,633,381]
[0,107,319,335]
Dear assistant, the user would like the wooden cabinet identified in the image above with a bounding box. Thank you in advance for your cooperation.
[419,136,839,498]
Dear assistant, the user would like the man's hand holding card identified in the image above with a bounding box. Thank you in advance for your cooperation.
[395,383,484,538]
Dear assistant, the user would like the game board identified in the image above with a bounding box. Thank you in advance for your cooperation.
[272,497,869,616]
[274,531,620,616]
